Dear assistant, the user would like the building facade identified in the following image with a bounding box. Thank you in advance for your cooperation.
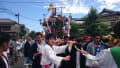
[100,9,120,26]
[0,19,20,38]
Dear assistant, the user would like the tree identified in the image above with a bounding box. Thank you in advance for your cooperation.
[19,24,27,38]
[113,22,120,37]
[70,8,109,37]
[70,22,81,37]
[84,8,100,25]
[95,24,109,35]
[83,7,108,36]
[28,31,35,38]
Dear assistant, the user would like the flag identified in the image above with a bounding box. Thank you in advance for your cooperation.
[110,47,120,68]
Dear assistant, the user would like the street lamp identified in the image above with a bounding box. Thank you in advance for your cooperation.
[40,19,43,25]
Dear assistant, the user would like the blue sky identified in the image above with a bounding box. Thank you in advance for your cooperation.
[0,0,120,32]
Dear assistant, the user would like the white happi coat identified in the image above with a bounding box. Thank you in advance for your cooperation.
[41,44,67,68]
[85,48,117,68]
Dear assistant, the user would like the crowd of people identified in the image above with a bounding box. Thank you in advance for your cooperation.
[0,32,120,68]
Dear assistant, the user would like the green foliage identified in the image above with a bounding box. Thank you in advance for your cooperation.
[84,8,100,25]
[85,23,97,36]
[84,24,109,36]
[70,22,81,37]
[84,7,109,36]
[28,31,35,38]
[117,17,120,21]
[113,22,120,37]
[70,7,109,36]
[96,24,109,35]
[19,24,27,38]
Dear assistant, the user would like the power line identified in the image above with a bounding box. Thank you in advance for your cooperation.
[0,1,69,4]
[0,8,39,22]
[20,14,39,22]
[0,8,16,16]
[0,1,66,7]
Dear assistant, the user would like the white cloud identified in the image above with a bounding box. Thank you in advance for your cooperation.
[97,0,120,10]
[97,0,120,4]
[100,3,116,10]
[58,0,89,14]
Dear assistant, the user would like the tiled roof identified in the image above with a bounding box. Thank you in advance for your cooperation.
[100,9,120,18]
[71,18,83,21]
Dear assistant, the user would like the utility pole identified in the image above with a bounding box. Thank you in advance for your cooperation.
[68,13,72,36]
[15,13,20,38]
[60,7,64,16]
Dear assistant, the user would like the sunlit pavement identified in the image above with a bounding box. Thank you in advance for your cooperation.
[9,57,24,68]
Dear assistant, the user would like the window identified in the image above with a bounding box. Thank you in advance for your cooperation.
[0,25,11,32]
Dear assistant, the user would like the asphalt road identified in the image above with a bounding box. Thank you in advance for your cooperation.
[9,57,24,68]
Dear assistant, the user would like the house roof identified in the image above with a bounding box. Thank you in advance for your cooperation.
[71,18,84,21]
[100,8,120,18]
[0,19,17,25]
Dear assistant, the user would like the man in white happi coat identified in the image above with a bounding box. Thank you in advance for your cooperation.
[79,44,120,68]
[41,34,70,68]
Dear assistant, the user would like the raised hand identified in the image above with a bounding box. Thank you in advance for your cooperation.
[80,49,88,55]
[63,56,71,61]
